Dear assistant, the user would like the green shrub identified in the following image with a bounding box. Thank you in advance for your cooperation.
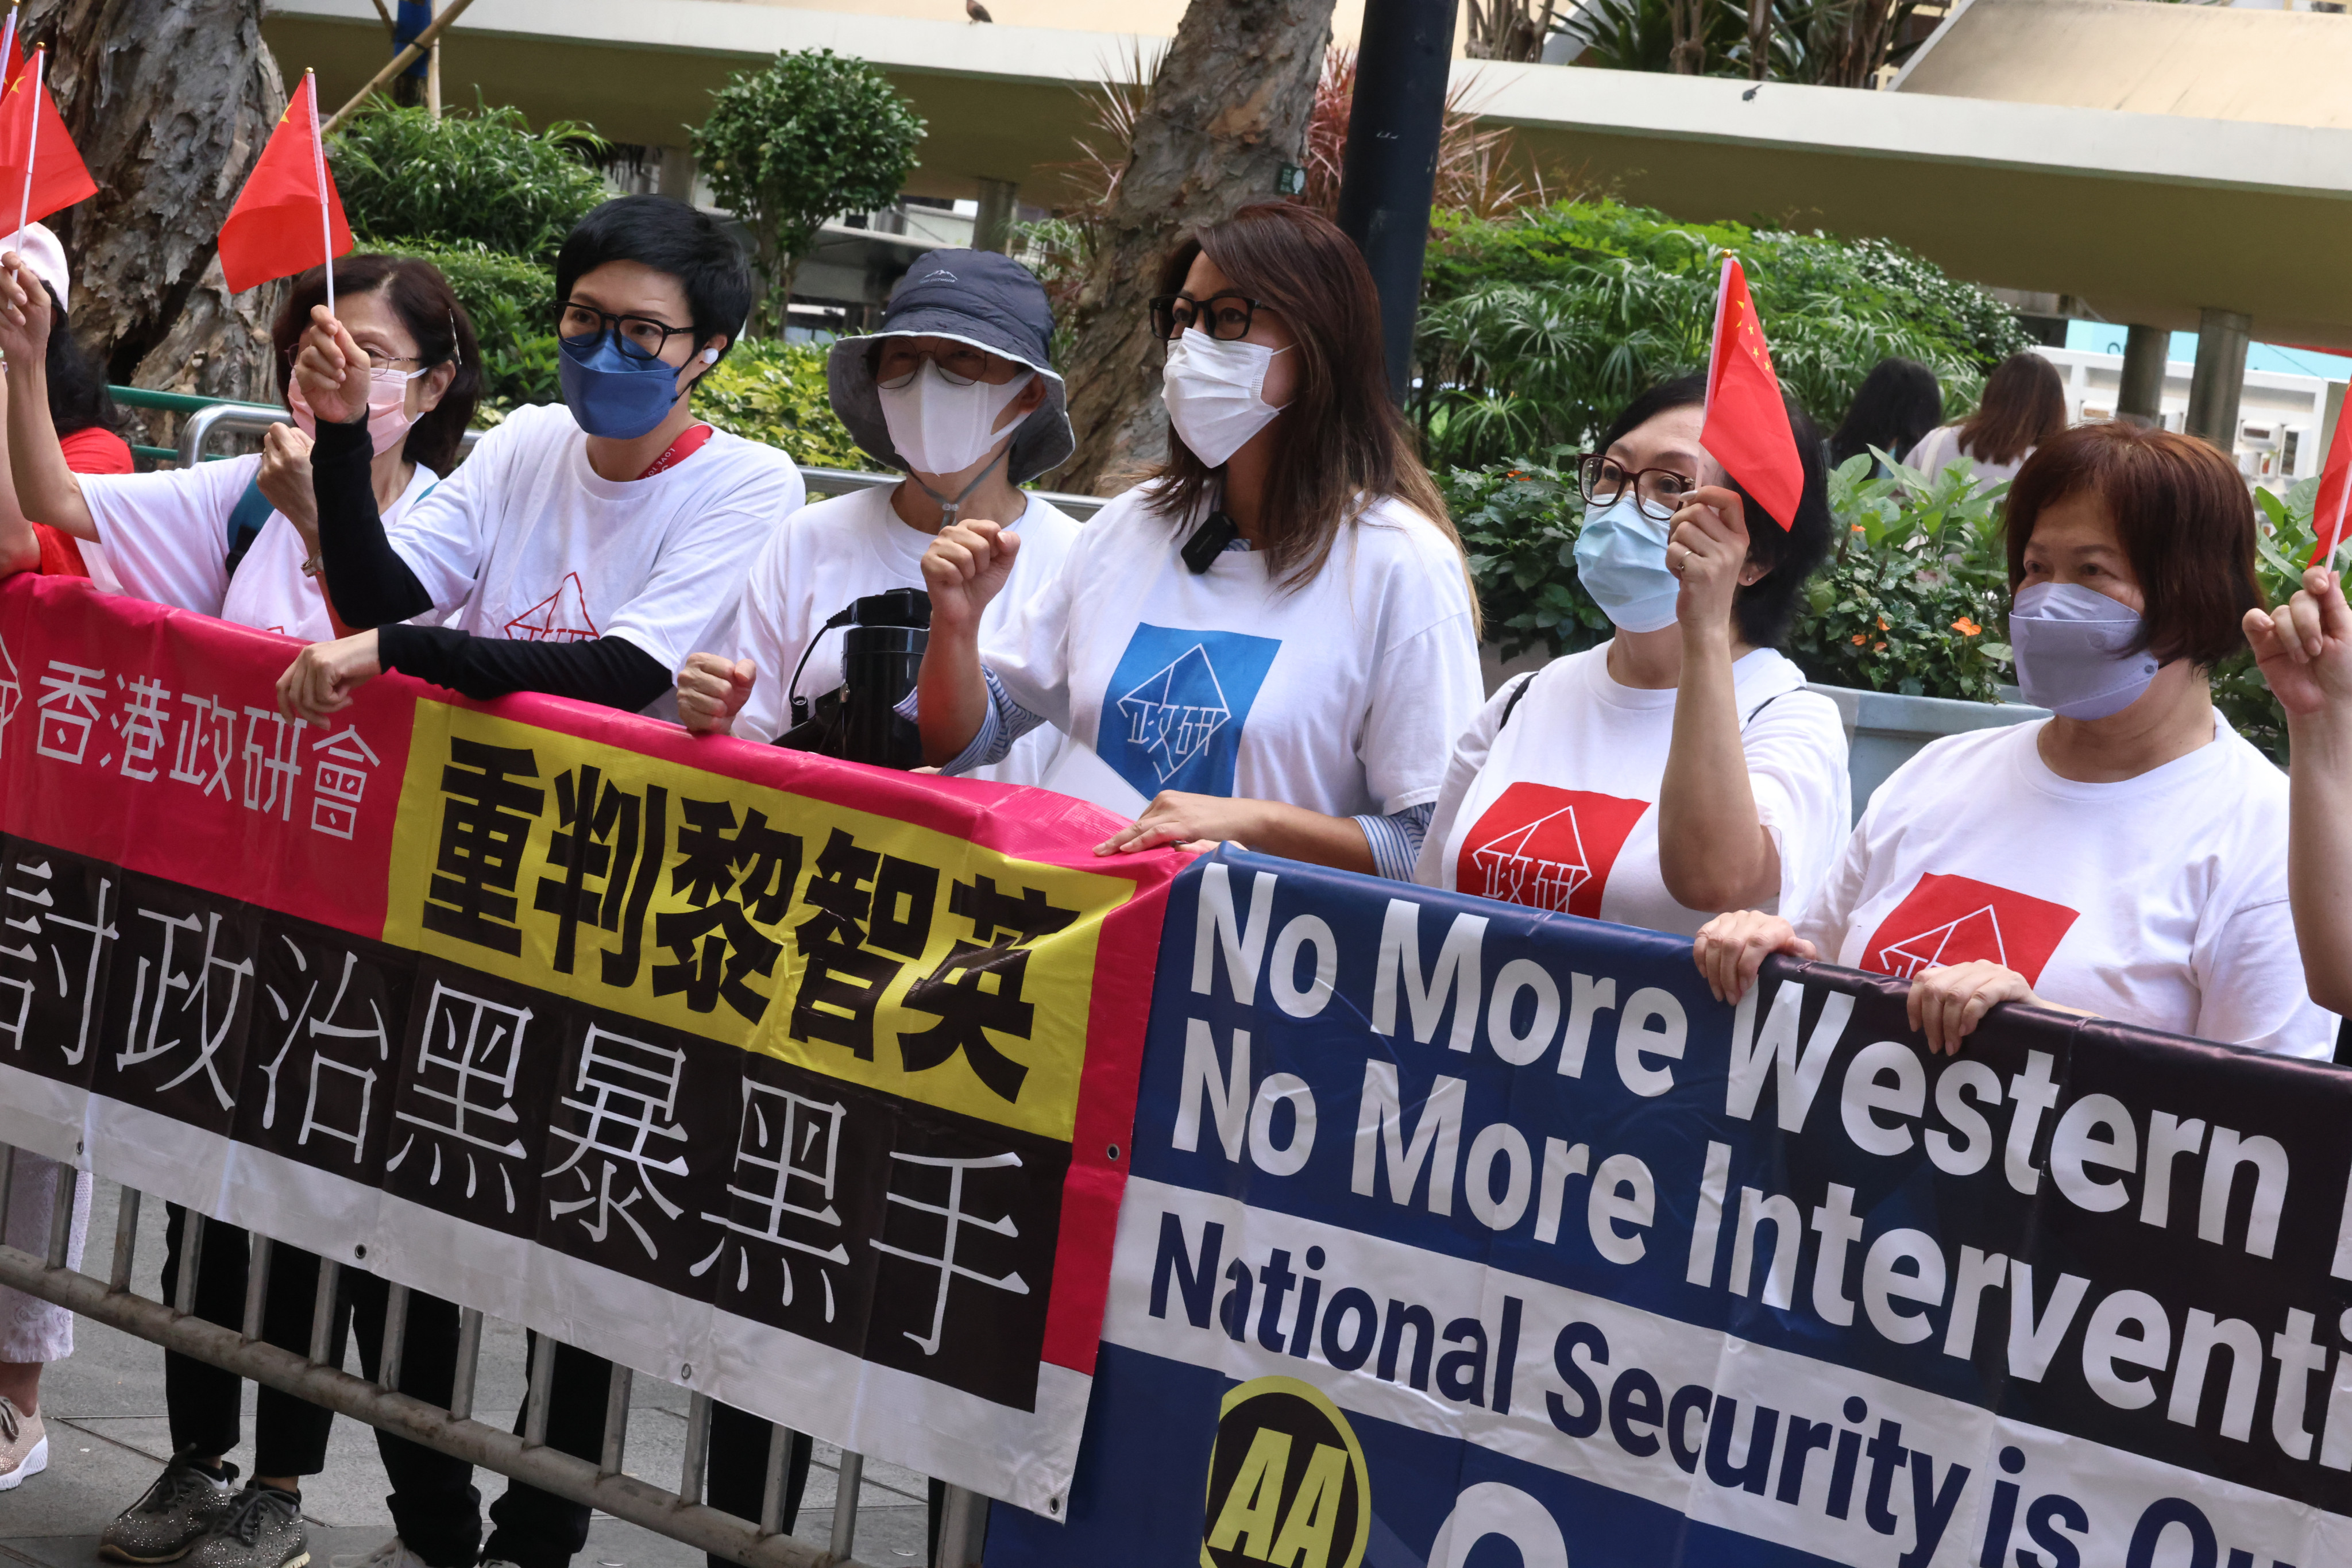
[1438,454,1606,662]
[1787,454,2014,703]
[1418,199,2033,469]
[696,339,864,471]
[330,98,611,266]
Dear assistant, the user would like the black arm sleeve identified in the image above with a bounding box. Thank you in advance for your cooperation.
[377,624,673,711]
[314,411,432,627]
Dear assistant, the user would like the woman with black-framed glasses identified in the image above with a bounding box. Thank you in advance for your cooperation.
[911,202,1484,880]
[1414,373,1851,936]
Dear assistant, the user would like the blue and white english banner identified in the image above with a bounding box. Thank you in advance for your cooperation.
[990,849,2352,1567]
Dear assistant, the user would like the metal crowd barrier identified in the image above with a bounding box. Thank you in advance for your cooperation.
[0,1142,992,1567]
[108,387,1109,521]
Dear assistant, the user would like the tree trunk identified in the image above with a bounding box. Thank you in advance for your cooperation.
[29,0,287,438]
[1055,0,1333,496]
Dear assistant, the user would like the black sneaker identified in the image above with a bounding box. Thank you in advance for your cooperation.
[183,1484,310,1568]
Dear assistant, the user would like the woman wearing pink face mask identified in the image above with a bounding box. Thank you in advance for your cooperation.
[0,250,476,639]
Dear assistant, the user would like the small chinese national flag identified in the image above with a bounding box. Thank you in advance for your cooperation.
[2307,403,2352,569]
[1699,256,1805,531]
[0,48,95,234]
[0,9,27,91]
[217,70,352,293]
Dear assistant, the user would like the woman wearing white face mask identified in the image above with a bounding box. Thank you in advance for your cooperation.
[913,202,1483,878]
[1696,423,2335,1060]
[1416,374,1850,934]
[676,249,1079,783]
[0,251,471,640]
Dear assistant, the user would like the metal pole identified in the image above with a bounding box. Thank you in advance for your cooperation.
[600,1364,632,1477]
[44,1163,78,1269]
[678,1391,713,1505]
[243,1237,275,1343]
[934,1485,991,1568]
[380,1285,410,1393]
[522,1333,557,1449]
[308,1258,342,1365]
[758,1425,790,1532]
[449,1308,484,1422]
[109,1187,141,1291]
[0,1147,17,1246]
[831,1451,864,1559]
[173,1212,206,1316]
[2186,306,2252,454]
[1333,0,1459,403]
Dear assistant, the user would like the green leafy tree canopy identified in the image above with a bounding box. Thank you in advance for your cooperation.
[329,98,611,265]
[693,48,926,332]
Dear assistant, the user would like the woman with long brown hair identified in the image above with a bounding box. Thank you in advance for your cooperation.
[1903,350,2067,488]
[914,201,1484,876]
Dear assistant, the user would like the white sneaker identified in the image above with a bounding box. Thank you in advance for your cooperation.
[329,1540,428,1568]
[0,1396,46,1490]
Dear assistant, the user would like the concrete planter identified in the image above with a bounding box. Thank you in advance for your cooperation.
[1807,683,2048,820]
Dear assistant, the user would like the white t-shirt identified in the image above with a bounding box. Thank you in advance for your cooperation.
[80,453,441,638]
[1795,715,2333,1059]
[979,485,1482,820]
[1902,425,2030,489]
[727,484,1080,785]
[1415,646,1851,937]
[386,403,804,710]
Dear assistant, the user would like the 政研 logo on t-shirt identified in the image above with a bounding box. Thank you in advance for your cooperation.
[1860,872,2080,985]
[1458,782,1650,917]
[505,572,600,643]
[1100,624,1280,801]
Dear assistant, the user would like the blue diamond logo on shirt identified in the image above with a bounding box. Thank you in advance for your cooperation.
[1116,645,1232,783]
[1098,624,1281,802]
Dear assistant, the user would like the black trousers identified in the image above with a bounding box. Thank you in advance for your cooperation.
[702,1403,814,1566]
[477,1334,610,1568]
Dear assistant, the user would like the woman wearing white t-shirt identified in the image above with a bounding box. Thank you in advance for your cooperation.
[1415,374,1849,934]
[1697,423,2334,1061]
[1900,351,2065,491]
[916,202,1482,878]
[0,250,471,639]
[676,248,1079,784]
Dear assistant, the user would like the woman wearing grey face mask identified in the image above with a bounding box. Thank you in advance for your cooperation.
[1415,374,1851,937]
[1698,423,2335,1064]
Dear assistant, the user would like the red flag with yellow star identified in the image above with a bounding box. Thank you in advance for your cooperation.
[217,71,352,293]
[1699,256,1803,530]
[0,48,94,238]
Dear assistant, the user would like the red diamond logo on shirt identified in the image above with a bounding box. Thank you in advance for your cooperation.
[1458,783,1650,917]
[504,573,600,643]
[1860,872,2080,985]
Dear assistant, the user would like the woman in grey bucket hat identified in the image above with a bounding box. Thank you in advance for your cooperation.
[678,248,1082,786]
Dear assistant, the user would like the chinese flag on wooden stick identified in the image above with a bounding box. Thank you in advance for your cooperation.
[0,48,95,242]
[1699,256,1805,530]
[218,70,352,295]
[2307,404,2352,570]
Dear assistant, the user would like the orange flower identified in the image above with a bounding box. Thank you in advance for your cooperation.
[1851,634,1867,645]
[1873,641,1887,652]
[1876,616,1890,631]
[1851,524,1866,533]
[1952,617,1982,636]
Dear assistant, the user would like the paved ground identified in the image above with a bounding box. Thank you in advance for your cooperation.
[0,1183,933,1566]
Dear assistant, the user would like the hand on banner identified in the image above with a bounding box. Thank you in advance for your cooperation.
[920,518,1021,634]
[292,304,372,427]
[276,629,382,724]
[258,422,318,542]
[1668,484,1755,634]
[1097,791,1243,857]
[677,651,755,736]
[1691,909,1814,1004]
[2245,567,2352,721]
[0,249,52,368]
[1907,961,2042,1056]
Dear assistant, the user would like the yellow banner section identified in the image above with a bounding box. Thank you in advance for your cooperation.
[385,701,1127,1143]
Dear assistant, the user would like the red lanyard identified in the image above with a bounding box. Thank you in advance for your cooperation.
[636,422,715,480]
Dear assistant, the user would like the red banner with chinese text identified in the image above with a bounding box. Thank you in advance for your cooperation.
[0,574,1176,1514]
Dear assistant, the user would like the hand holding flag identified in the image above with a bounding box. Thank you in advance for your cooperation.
[1698,256,1805,531]
[2245,565,2352,721]
[218,69,351,296]
[291,305,375,427]
[0,244,54,369]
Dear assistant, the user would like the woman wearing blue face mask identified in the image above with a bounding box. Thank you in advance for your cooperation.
[1416,374,1848,938]
[1698,423,2335,1061]
[275,195,804,725]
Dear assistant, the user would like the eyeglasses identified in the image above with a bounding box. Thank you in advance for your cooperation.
[874,339,1005,389]
[554,301,696,362]
[1148,292,1265,342]
[1575,454,1698,522]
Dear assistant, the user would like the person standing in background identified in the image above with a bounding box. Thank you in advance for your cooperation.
[1827,356,1942,477]
[1903,350,2067,488]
